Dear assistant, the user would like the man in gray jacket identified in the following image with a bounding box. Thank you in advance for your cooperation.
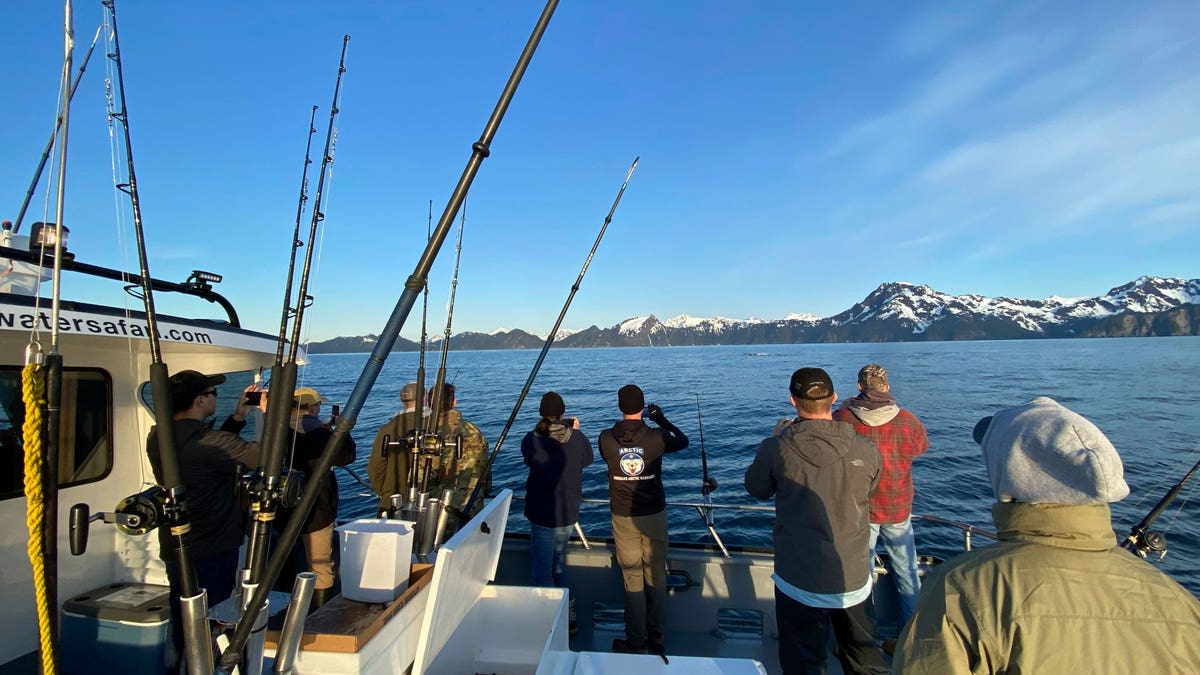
[745,367,888,675]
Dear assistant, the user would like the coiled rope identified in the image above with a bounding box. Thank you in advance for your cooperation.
[22,361,54,673]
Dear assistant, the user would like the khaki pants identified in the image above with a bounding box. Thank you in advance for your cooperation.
[302,523,336,590]
[610,510,668,644]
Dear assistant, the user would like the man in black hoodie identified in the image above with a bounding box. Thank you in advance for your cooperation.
[598,384,689,654]
[745,367,888,675]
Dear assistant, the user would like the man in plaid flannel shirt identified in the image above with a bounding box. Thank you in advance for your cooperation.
[833,363,929,628]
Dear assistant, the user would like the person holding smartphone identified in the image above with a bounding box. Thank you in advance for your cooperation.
[521,391,594,635]
[597,384,689,655]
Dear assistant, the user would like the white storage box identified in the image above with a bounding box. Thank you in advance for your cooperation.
[339,519,415,603]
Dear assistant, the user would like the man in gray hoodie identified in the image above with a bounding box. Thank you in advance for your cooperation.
[746,367,888,675]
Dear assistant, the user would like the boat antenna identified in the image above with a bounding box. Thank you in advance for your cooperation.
[1122,454,1200,559]
[242,36,349,601]
[695,394,728,557]
[102,0,212,672]
[21,5,77,672]
[12,23,103,234]
[273,104,319,364]
[215,2,560,667]
[458,155,638,521]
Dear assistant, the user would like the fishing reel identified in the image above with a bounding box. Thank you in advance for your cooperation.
[69,486,170,556]
[1126,529,1169,560]
[702,476,719,496]
[237,466,306,514]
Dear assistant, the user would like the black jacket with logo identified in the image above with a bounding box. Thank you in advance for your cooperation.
[598,419,688,517]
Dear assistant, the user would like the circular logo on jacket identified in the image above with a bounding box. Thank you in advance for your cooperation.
[619,452,645,477]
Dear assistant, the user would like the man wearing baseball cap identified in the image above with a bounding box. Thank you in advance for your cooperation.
[145,369,263,664]
[745,367,888,674]
[275,386,355,608]
[894,397,1200,672]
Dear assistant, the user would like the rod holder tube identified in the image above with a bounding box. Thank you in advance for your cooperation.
[180,591,214,675]
[240,581,269,675]
[273,572,316,674]
[433,488,455,548]
[416,498,441,557]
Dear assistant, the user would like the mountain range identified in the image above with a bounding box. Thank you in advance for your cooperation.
[306,276,1200,353]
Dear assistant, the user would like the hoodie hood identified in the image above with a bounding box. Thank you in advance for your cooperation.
[546,420,573,444]
[779,418,859,468]
[844,390,900,427]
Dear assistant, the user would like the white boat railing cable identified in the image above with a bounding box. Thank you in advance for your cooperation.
[11,23,103,235]
[458,155,640,522]
[215,1,562,668]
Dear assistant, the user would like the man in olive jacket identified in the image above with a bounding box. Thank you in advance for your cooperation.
[894,397,1200,673]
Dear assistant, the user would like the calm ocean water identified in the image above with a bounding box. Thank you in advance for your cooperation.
[296,337,1200,597]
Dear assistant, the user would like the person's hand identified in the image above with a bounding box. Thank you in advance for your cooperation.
[773,417,794,436]
[233,384,264,421]
[646,403,667,425]
[570,417,580,430]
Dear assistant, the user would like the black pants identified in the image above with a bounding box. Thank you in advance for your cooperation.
[775,587,889,675]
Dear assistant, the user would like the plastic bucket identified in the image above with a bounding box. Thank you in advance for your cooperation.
[338,518,415,603]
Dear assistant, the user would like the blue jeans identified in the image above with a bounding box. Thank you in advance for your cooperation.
[529,523,572,588]
[869,516,921,625]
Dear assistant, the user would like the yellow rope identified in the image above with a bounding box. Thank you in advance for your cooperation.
[22,363,56,674]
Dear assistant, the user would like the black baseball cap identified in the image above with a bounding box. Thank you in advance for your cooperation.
[789,367,834,400]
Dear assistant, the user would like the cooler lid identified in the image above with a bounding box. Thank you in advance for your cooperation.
[62,583,172,622]
[411,489,512,675]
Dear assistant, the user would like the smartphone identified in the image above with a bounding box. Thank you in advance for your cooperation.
[642,406,650,419]
[332,404,341,418]
[244,391,262,406]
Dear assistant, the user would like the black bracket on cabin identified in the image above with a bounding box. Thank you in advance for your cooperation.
[0,243,241,327]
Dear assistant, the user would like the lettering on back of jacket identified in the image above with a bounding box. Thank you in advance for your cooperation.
[613,446,656,481]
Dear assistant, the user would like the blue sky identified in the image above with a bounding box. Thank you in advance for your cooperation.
[3,1,1197,343]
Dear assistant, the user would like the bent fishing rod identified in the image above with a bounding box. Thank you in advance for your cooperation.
[12,23,103,234]
[459,155,638,520]
[100,1,213,672]
[243,36,349,598]
[1123,454,1200,558]
[215,1,560,667]
[417,199,433,414]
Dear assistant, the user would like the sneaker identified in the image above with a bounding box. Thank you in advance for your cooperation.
[568,598,579,636]
[611,638,647,654]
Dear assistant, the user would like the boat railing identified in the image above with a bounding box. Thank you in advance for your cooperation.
[507,494,998,558]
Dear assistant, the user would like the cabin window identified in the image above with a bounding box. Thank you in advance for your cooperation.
[0,367,113,500]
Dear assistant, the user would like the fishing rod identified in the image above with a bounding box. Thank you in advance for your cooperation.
[215,1,559,666]
[12,23,103,234]
[460,155,638,520]
[416,199,433,416]
[100,1,212,672]
[272,105,319,365]
[242,36,349,602]
[21,7,77,672]
[410,204,467,552]
[1122,454,1200,559]
[427,203,465,439]
[694,394,728,557]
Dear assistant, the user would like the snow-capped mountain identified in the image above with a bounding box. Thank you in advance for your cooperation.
[306,276,1199,352]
